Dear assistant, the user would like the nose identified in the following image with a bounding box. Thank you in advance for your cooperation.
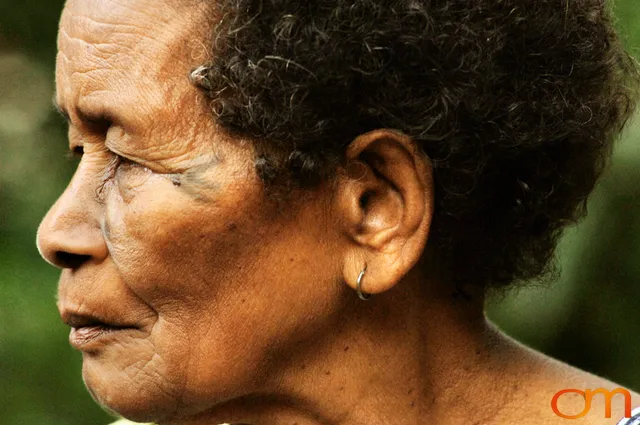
[37,178,108,270]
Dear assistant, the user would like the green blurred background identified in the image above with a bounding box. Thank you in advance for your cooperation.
[1,2,640,424]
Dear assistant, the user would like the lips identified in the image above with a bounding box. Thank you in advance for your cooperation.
[63,312,123,328]
[61,311,138,350]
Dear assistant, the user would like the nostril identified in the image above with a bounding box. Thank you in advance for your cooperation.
[54,251,92,269]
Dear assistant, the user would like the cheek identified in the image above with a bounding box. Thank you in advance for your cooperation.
[101,173,280,400]
[104,172,264,309]
[101,172,345,409]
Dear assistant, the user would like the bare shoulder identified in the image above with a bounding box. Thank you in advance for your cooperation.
[481,326,640,425]
[545,358,640,425]
[507,342,640,425]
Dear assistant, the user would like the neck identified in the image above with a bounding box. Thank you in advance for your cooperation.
[165,262,523,425]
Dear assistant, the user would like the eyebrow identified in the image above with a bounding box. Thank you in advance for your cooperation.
[52,96,114,128]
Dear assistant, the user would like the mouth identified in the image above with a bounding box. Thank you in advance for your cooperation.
[62,312,139,350]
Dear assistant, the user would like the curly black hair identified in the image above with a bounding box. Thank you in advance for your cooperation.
[192,0,639,289]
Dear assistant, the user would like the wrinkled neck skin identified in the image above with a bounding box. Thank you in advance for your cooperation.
[160,258,527,425]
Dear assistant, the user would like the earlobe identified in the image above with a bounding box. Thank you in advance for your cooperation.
[337,129,434,298]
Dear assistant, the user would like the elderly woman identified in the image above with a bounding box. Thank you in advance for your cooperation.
[37,0,640,424]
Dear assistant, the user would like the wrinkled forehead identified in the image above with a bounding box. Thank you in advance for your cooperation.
[56,0,211,113]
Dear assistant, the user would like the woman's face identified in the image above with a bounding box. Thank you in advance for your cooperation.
[37,0,346,421]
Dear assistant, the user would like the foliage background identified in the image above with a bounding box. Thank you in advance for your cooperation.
[1,1,640,424]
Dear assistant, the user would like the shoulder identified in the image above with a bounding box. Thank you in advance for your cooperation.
[489,334,640,425]
[523,350,640,425]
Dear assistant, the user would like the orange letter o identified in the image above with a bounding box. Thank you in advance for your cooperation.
[552,389,591,419]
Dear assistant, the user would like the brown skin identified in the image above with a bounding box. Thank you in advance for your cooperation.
[37,1,638,424]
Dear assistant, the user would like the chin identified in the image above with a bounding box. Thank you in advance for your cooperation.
[81,354,181,423]
[80,351,254,424]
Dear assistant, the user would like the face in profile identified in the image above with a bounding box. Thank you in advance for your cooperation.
[37,0,348,421]
[37,0,640,423]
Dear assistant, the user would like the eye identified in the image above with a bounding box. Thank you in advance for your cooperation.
[92,149,153,203]
[96,152,133,200]
[106,153,133,180]
[110,152,153,186]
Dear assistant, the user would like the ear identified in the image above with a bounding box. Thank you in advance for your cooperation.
[336,129,434,297]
